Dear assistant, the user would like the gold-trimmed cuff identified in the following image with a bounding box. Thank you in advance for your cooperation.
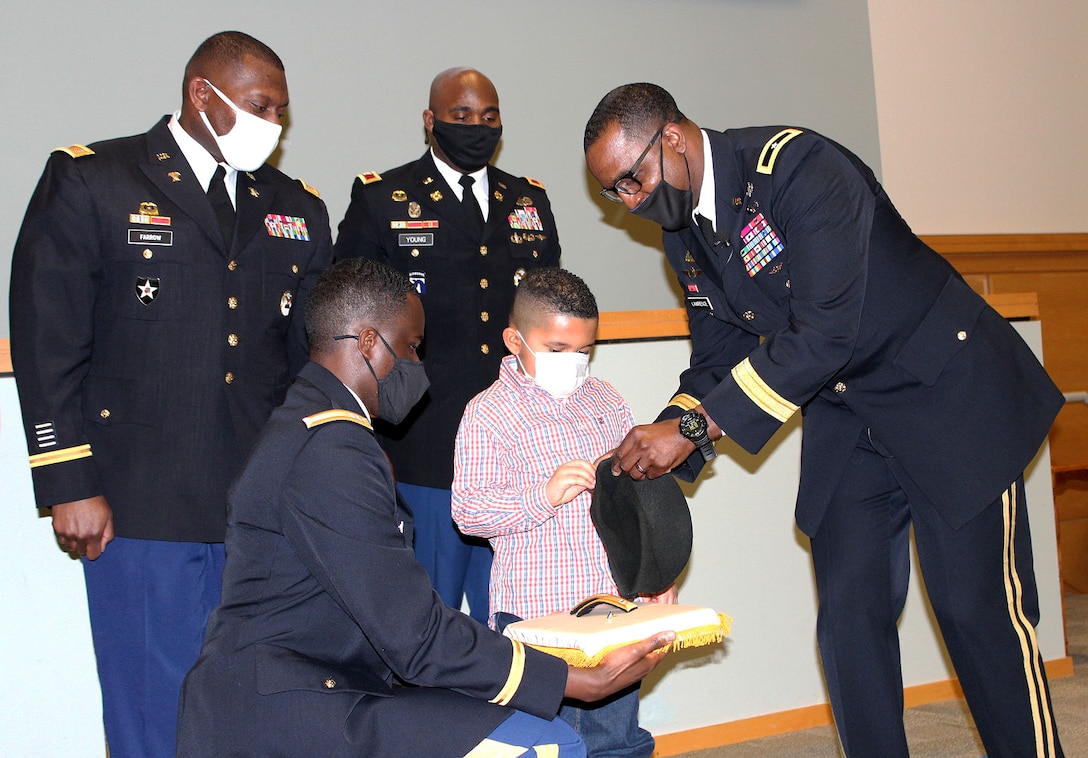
[489,639,526,706]
[29,444,92,468]
[303,409,373,430]
[667,393,701,412]
[731,358,798,423]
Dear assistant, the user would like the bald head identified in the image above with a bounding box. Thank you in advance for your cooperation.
[423,67,502,172]
[428,67,496,111]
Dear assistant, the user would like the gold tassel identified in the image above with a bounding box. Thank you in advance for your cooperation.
[526,614,732,668]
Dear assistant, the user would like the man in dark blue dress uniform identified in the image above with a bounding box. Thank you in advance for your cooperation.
[335,67,560,624]
[177,258,672,757]
[9,31,332,757]
[583,82,1064,757]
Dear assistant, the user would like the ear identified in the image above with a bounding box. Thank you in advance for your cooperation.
[188,77,212,114]
[422,109,435,132]
[662,122,687,155]
[358,326,380,359]
[502,326,521,355]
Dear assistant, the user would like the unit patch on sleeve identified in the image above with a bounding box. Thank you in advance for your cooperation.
[265,214,310,241]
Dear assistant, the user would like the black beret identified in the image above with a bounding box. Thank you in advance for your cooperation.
[590,458,692,599]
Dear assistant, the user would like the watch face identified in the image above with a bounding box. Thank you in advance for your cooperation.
[679,411,707,439]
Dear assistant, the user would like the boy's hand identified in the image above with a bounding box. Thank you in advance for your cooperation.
[546,460,597,506]
[639,584,679,604]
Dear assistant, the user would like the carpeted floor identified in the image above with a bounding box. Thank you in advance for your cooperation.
[672,593,1087,757]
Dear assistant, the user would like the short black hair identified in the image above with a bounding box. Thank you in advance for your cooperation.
[183,31,284,89]
[305,258,416,354]
[510,268,598,331]
[583,83,685,151]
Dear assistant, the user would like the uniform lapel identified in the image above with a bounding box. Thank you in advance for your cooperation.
[412,153,477,237]
[483,167,516,241]
[234,169,276,256]
[139,119,222,250]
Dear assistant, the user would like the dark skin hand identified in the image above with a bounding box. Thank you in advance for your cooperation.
[610,405,723,481]
[564,630,676,702]
[51,495,114,559]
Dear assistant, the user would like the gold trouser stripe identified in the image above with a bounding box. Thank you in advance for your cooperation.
[667,393,700,412]
[535,746,559,758]
[489,639,526,706]
[462,739,533,758]
[1001,482,1058,756]
[302,409,373,430]
[731,358,798,423]
[29,444,92,468]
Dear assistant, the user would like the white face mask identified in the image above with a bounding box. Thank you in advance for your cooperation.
[516,330,590,399]
[199,79,282,172]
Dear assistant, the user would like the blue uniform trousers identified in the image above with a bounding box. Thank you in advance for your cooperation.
[811,431,1062,757]
[82,537,225,758]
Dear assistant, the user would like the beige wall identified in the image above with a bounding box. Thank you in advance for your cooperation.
[867,2,1088,234]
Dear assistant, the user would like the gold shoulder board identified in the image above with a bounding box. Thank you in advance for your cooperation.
[357,171,383,185]
[756,128,803,175]
[298,179,321,198]
[53,144,95,158]
[303,409,373,430]
[524,176,546,190]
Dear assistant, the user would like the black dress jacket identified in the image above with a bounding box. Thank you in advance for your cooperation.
[334,152,560,488]
[177,362,567,757]
[658,127,1062,534]
[10,116,333,541]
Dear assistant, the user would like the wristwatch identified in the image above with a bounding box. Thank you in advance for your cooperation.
[678,410,717,462]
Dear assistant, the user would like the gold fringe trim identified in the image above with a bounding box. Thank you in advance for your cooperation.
[527,614,732,668]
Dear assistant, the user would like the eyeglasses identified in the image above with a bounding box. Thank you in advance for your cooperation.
[599,125,665,203]
[333,334,359,341]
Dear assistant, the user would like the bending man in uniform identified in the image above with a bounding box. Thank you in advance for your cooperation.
[583,82,1064,757]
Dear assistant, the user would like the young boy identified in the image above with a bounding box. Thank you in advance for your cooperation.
[453,267,671,758]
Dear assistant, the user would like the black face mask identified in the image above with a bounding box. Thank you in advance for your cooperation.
[364,333,430,424]
[431,120,502,172]
[631,140,694,232]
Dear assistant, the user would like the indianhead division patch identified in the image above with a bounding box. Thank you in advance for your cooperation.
[136,276,159,305]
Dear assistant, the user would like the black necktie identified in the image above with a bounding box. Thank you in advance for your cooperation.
[695,213,724,251]
[459,174,485,237]
[207,165,236,251]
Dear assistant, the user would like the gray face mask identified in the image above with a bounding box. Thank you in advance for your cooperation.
[363,333,430,424]
[631,140,694,232]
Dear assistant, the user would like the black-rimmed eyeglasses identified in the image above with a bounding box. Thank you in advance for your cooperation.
[599,125,665,203]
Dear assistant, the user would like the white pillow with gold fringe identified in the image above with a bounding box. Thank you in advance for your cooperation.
[503,595,731,667]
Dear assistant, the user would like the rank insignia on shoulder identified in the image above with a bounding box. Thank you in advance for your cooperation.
[524,176,546,190]
[357,171,382,185]
[299,179,321,198]
[53,144,94,158]
[303,409,373,431]
[756,128,803,175]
